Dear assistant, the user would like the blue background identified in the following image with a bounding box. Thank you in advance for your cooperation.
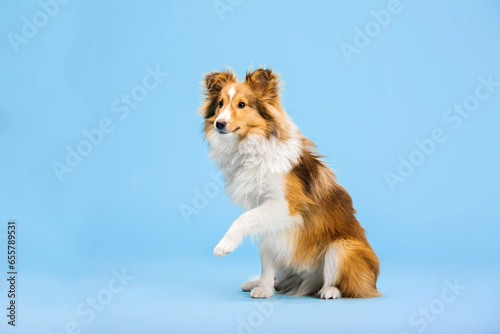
[1,0,499,333]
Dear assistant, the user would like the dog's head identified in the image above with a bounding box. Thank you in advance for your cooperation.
[199,67,286,140]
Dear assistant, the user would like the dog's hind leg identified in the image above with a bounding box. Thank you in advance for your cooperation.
[321,239,381,299]
[319,245,342,299]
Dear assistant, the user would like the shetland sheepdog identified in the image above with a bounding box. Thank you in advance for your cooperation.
[198,67,380,299]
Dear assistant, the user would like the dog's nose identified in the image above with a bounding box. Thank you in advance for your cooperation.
[216,120,227,131]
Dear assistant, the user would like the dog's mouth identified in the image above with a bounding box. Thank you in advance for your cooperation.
[217,127,240,135]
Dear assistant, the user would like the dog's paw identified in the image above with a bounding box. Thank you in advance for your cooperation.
[320,286,341,300]
[240,280,259,292]
[213,235,241,257]
[213,244,230,257]
[250,286,274,299]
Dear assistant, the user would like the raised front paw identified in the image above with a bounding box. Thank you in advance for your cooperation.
[250,286,274,299]
[213,234,241,257]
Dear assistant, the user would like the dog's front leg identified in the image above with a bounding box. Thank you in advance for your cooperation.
[250,245,276,298]
[213,199,291,257]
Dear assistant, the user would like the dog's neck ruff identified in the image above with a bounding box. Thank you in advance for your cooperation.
[207,124,302,210]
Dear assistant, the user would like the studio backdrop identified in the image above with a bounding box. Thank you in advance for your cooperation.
[1,1,499,333]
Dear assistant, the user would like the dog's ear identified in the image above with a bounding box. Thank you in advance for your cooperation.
[198,67,238,118]
[203,69,237,96]
[245,68,281,102]
[199,68,237,118]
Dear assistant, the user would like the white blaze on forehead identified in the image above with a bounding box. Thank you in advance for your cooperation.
[216,85,236,122]
[228,86,236,103]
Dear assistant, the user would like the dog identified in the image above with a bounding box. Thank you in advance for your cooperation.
[198,67,381,299]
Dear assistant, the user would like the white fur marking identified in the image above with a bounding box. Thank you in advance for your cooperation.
[319,246,340,297]
[320,286,341,299]
[217,107,231,122]
[251,286,274,298]
[214,85,236,124]
[213,198,301,256]
[207,123,302,210]
[241,280,259,292]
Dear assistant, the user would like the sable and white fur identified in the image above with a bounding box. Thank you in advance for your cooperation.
[198,67,381,299]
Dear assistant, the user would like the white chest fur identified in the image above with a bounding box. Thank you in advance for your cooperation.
[207,131,302,210]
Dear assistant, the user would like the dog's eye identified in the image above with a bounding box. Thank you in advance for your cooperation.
[218,100,223,108]
[238,102,245,108]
